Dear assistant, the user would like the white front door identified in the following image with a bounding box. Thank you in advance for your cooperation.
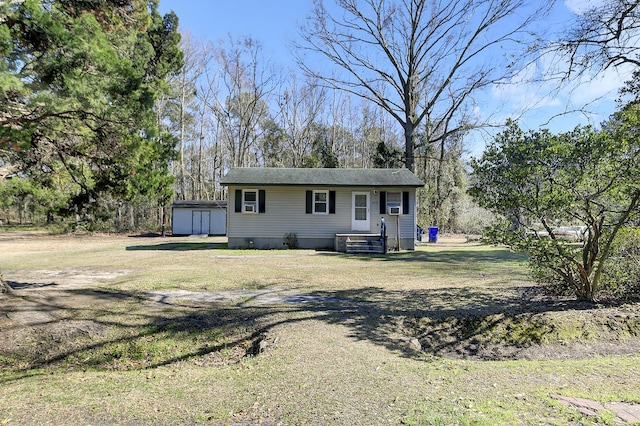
[351,192,370,231]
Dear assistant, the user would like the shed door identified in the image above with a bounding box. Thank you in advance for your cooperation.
[192,210,210,235]
[351,192,370,231]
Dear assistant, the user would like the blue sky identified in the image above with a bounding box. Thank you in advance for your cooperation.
[158,0,631,157]
[158,0,312,68]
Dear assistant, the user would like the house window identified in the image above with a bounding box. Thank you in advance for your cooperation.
[387,192,402,215]
[243,189,258,214]
[306,190,336,214]
[313,190,328,214]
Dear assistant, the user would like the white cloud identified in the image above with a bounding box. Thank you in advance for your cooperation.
[490,60,562,117]
[571,66,632,104]
[486,39,633,134]
[564,0,607,15]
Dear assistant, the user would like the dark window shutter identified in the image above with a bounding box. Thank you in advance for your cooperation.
[402,191,410,215]
[235,190,242,213]
[306,190,313,214]
[379,191,386,214]
[329,191,336,214]
[258,190,266,213]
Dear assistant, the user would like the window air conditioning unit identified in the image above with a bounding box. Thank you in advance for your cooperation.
[244,204,256,213]
[388,205,401,215]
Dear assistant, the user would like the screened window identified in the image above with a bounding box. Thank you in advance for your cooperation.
[243,190,258,213]
[314,190,328,214]
[387,192,402,215]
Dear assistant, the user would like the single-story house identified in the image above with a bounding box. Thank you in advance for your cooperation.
[171,200,227,236]
[220,168,425,252]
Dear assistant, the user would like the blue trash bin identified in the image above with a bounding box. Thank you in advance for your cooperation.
[428,226,439,243]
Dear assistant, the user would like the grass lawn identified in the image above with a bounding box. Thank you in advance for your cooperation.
[0,233,639,425]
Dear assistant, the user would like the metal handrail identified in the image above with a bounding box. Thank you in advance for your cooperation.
[380,218,387,254]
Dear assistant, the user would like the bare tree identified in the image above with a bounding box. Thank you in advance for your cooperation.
[276,75,327,167]
[557,0,640,77]
[298,0,553,172]
[191,49,224,200]
[327,91,356,167]
[212,36,276,168]
[160,32,210,200]
[357,103,399,168]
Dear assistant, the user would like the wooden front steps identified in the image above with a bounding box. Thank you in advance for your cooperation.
[335,233,386,254]
[346,239,384,254]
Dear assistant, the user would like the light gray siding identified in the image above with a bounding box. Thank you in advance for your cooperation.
[376,190,417,251]
[227,185,417,250]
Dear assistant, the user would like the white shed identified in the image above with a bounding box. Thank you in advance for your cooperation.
[171,200,227,236]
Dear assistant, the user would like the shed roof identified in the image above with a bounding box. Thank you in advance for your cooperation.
[221,168,424,188]
[171,200,227,209]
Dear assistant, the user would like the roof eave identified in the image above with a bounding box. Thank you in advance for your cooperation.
[220,182,424,188]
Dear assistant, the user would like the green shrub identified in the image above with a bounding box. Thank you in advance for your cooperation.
[598,227,640,301]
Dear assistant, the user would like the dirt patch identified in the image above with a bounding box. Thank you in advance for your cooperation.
[6,268,132,290]
[1,267,139,369]
[144,289,340,306]
[1,268,134,347]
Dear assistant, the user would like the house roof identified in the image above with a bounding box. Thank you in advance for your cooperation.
[221,168,425,188]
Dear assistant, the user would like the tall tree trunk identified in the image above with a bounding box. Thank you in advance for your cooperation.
[404,121,415,172]
[160,205,167,237]
[434,138,447,227]
[178,68,188,201]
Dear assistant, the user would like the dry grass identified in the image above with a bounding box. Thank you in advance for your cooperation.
[0,232,639,425]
